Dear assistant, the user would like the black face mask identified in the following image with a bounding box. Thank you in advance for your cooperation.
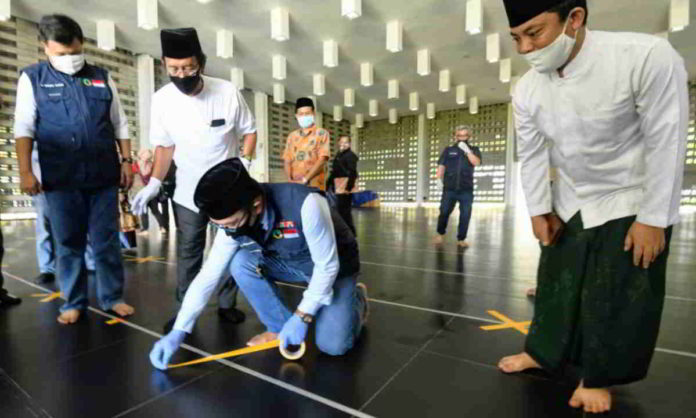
[217,208,261,239]
[170,72,201,95]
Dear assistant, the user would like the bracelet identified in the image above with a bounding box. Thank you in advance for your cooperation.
[122,157,133,164]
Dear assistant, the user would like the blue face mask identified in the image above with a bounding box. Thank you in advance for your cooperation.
[297,115,315,129]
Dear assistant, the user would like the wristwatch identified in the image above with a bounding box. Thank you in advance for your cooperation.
[294,309,314,323]
[122,157,134,164]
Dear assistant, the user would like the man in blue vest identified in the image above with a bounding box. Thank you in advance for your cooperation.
[433,125,482,248]
[149,158,369,370]
[14,15,134,324]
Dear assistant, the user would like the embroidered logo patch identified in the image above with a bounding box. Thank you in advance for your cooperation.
[273,221,299,239]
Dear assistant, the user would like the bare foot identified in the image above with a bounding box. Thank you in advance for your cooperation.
[432,235,444,245]
[498,352,541,373]
[457,240,469,248]
[247,331,278,347]
[526,288,537,298]
[57,309,81,324]
[569,381,612,414]
[112,303,135,317]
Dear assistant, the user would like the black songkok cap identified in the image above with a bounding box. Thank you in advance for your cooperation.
[194,158,263,220]
[160,28,202,59]
[295,97,315,112]
[503,0,568,28]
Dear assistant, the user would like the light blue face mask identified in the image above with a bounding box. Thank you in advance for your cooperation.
[297,115,315,129]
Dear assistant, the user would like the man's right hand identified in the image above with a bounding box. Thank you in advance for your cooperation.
[131,178,162,215]
[531,213,564,246]
[149,329,186,371]
[20,171,41,196]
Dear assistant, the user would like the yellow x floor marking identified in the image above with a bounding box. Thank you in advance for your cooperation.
[125,256,165,264]
[30,292,62,303]
[480,310,531,335]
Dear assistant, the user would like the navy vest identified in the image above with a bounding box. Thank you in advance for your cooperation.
[22,61,120,190]
[236,183,360,278]
[441,144,479,192]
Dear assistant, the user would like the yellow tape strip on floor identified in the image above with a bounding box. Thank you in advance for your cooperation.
[168,340,306,369]
[480,310,530,335]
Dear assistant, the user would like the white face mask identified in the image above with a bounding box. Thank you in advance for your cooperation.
[49,54,85,75]
[297,115,315,129]
[523,17,577,74]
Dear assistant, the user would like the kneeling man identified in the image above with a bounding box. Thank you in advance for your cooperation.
[150,158,368,369]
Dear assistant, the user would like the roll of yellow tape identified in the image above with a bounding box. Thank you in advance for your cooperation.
[279,342,306,360]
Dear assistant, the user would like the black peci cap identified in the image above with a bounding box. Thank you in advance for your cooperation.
[194,158,263,220]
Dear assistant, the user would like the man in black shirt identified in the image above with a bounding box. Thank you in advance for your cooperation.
[434,125,482,247]
[327,136,359,236]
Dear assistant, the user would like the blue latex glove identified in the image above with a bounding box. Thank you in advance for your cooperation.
[149,330,186,371]
[278,314,309,349]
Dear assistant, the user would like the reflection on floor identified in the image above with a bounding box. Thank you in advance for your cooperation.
[0,206,694,417]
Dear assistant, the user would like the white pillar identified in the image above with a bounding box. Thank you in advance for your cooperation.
[350,124,359,155]
[309,96,323,129]
[504,103,517,207]
[416,114,427,205]
[252,91,270,182]
[136,54,155,150]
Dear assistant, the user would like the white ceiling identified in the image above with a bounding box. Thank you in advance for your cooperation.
[10,0,696,122]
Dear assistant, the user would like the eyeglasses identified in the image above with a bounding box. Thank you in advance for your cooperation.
[167,65,200,77]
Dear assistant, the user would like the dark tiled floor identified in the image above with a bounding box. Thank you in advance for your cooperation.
[0,206,694,418]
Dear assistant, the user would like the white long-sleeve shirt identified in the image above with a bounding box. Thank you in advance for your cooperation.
[513,30,688,229]
[173,193,339,333]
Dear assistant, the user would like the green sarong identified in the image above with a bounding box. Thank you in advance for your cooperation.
[525,213,672,388]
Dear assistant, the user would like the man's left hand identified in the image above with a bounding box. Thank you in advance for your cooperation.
[120,163,134,190]
[624,221,666,269]
[278,314,309,348]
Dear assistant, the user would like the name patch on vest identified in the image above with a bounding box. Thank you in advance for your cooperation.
[40,83,65,88]
[272,221,299,239]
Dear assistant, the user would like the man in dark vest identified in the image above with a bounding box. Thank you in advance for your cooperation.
[14,15,134,324]
[149,158,369,370]
[327,136,359,235]
[433,125,482,248]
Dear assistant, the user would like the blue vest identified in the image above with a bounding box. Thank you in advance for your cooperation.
[22,61,120,190]
[441,144,480,192]
[236,183,360,278]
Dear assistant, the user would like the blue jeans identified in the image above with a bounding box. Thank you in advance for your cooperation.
[44,186,124,312]
[230,245,365,356]
[436,189,474,241]
[33,193,95,274]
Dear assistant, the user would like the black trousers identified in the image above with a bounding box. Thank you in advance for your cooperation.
[174,203,238,309]
[336,194,356,236]
[141,198,169,232]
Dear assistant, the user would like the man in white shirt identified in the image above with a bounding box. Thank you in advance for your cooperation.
[14,15,135,325]
[131,28,257,329]
[497,0,688,414]
[149,158,368,370]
